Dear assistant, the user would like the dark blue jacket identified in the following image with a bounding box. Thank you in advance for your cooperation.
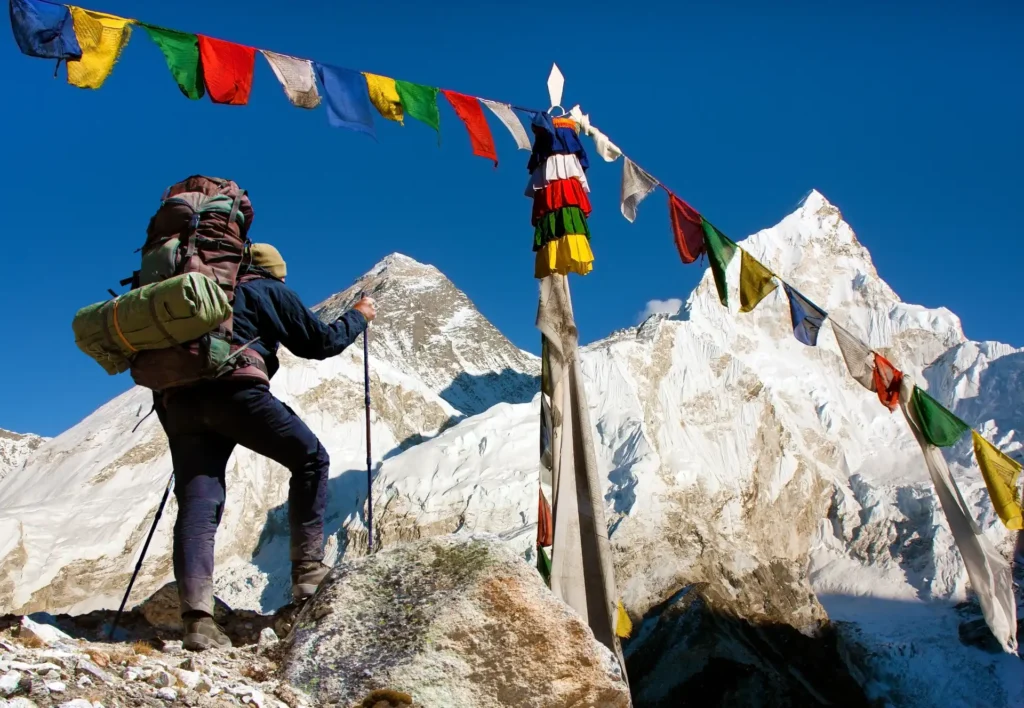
[232,276,367,379]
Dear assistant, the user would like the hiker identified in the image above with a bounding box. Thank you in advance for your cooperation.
[152,243,377,651]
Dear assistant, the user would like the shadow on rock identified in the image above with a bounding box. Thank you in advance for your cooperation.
[624,583,871,707]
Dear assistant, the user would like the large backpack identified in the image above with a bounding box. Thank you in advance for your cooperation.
[125,175,268,391]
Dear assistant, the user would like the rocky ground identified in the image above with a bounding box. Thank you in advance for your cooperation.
[0,535,628,708]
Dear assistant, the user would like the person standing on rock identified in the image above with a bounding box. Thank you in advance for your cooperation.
[153,243,377,651]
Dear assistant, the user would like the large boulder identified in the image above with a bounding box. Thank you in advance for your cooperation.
[282,534,631,708]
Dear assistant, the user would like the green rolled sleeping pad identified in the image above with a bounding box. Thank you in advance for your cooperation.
[73,272,231,375]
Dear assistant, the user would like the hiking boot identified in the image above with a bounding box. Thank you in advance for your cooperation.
[292,561,331,601]
[182,612,232,652]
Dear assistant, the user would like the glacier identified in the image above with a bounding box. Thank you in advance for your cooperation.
[0,189,1021,706]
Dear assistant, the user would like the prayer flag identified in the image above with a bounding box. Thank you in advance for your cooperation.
[739,250,777,313]
[830,321,875,391]
[10,0,81,60]
[262,50,320,108]
[480,100,531,150]
[972,431,1024,531]
[314,63,376,139]
[783,283,827,346]
[395,80,440,140]
[615,601,633,638]
[872,353,903,411]
[66,7,132,89]
[620,158,658,222]
[702,219,737,307]
[141,25,203,100]
[668,192,705,264]
[197,35,255,105]
[911,386,969,447]
[442,90,497,165]
[537,489,553,547]
[363,72,403,123]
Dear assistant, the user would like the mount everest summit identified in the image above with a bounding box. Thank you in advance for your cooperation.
[0,190,1021,706]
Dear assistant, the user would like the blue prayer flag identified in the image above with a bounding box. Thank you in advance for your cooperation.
[783,283,827,346]
[314,63,376,140]
[9,0,82,60]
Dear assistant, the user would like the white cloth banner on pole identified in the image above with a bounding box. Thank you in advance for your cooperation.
[537,275,630,690]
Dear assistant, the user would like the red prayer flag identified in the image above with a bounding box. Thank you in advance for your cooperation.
[873,353,903,411]
[669,192,706,263]
[537,489,553,547]
[442,90,498,166]
[197,35,256,106]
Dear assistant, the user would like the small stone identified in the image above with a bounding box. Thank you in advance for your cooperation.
[27,678,48,699]
[44,670,60,680]
[228,685,254,697]
[162,641,183,656]
[85,652,108,669]
[257,628,278,655]
[57,701,92,708]
[123,669,139,682]
[18,618,71,648]
[24,663,61,675]
[76,675,92,688]
[149,670,174,688]
[7,699,40,708]
[156,687,177,701]
[195,674,213,693]
[92,702,105,708]
[37,652,77,671]
[0,670,21,696]
[170,668,200,690]
[45,681,65,693]
[75,658,112,685]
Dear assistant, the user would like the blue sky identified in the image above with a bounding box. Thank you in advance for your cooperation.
[2,0,1021,437]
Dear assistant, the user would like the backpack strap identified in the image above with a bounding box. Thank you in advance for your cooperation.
[227,189,246,229]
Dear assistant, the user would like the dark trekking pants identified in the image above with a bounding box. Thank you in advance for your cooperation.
[154,382,329,617]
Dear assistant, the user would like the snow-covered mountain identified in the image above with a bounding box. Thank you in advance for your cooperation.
[0,191,1021,706]
[0,429,46,484]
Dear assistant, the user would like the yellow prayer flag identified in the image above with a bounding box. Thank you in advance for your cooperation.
[739,249,777,313]
[67,7,133,89]
[615,600,632,638]
[363,72,404,124]
[972,431,1024,531]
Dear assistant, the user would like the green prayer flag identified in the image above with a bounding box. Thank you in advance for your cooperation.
[702,219,737,307]
[912,386,969,447]
[537,546,552,587]
[142,24,203,100]
[395,80,440,140]
[739,249,777,313]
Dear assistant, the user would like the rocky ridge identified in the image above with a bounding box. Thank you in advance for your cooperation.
[0,430,45,485]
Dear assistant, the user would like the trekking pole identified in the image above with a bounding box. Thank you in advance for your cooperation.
[109,470,174,640]
[361,293,374,553]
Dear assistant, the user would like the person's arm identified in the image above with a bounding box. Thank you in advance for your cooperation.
[265,282,370,360]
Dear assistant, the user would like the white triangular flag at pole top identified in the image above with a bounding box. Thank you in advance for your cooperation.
[620,158,659,222]
[480,99,531,151]
[547,63,565,111]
